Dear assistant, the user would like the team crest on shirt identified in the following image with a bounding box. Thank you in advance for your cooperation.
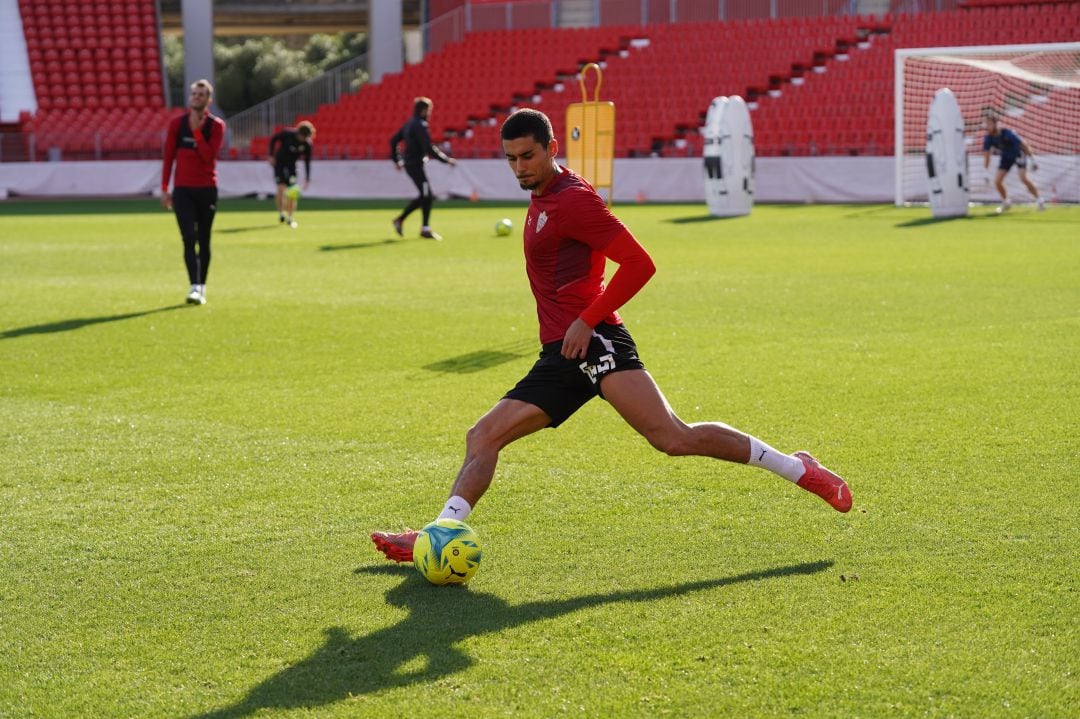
[536,210,548,233]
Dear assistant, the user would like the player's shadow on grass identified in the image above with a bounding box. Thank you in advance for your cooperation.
[666,214,746,224]
[894,212,1000,228]
[0,304,188,340]
[189,559,832,719]
[318,237,425,252]
[216,224,282,234]
[423,339,535,374]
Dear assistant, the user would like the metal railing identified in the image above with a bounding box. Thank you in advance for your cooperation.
[226,0,964,150]
[425,0,962,51]
[224,0,904,148]
[3,0,966,162]
[224,52,369,150]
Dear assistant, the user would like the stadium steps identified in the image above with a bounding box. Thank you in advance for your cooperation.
[14,1,1077,161]
[749,3,1080,158]
[251,25,636,161]
[17,0,170,160]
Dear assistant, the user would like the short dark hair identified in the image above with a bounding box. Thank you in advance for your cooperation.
[414,97,432,116]
[501,108,553,146]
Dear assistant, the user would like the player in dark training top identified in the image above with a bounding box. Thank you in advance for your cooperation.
[982,115,1043,213]
[268,121,315,228]
[372,109,852,564]
[389,97,456,240]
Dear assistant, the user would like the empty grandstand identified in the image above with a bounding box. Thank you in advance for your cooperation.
[0,0,1075,201]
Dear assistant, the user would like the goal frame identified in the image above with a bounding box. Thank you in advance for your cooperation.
[894,42,1080,207]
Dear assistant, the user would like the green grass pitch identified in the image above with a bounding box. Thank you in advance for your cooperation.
[1,197,1076,718]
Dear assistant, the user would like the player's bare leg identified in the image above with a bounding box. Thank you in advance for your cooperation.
[285,194,298,227]
[601,369,851,511]
[600,369,750,461]
[448,399,551,506]
[1017,167,1043,209]
[275,184,287,222]
[994,169,1011,212]
[371,398,549,563]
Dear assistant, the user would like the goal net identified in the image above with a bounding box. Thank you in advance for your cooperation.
[895,42,1080,207]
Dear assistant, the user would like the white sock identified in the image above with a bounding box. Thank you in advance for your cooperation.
[747,436,805,483]
[437,495,472,521]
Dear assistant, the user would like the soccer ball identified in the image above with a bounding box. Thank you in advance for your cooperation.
[285,184,301,201]
[494,218,513,236]
[413,518,482,586]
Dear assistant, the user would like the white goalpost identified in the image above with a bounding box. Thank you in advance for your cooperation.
[895,42,1080,207]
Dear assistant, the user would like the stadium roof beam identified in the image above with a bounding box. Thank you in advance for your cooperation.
[159,1,423,37]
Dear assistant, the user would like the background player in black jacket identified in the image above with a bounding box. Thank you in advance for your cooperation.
[268,121,315,228]
[390,98,456,240]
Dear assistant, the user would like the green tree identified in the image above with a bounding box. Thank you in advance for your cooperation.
[162,35,186,107]
[163,33,367,114]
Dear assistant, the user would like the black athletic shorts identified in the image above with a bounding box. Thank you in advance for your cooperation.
[999,154,1025,172]
[504,322,645,428]
[274,163,297,186]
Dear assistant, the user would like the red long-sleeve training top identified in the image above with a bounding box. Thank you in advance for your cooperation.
[161,111,225,191]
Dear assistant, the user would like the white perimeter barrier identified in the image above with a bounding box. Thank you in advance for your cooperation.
[0,156,1072,204]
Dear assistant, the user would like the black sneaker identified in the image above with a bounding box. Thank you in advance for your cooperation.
[392,218,403,237]
[420,229,442,241]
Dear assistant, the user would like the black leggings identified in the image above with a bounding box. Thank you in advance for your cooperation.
[172,186,217,284]
[400,164,434,226]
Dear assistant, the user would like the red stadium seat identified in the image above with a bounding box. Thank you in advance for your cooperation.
[18,1,1070,159]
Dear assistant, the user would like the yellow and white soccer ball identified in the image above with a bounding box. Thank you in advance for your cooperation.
[494,218,513,236]
[413,518,482,586]
[285,184,301,201]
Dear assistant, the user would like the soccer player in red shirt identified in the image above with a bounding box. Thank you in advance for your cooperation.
[161,79,225,305]
[372,109,851,563]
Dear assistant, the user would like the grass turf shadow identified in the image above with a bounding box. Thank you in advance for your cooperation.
[216,224,284,234]
[666,214,748,224]
[318,237,428,252]
[1,304,188,339]
[422,339,535,374]
[894,212,1000,228]
[190,559,833,718]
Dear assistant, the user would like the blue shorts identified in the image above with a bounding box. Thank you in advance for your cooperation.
[999,154,1026,172]
[504,322,645,427]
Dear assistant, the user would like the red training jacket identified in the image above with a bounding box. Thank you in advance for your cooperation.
[161,111,225,191]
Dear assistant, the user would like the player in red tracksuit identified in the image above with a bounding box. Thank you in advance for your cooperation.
[161,79,225,305]
[372,109,851,563]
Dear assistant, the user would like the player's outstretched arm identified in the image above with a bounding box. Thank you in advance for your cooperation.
[579,230,656,327]
[564,231,656,360]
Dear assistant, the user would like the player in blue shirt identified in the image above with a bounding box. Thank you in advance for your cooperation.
[982,115,1043,213]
